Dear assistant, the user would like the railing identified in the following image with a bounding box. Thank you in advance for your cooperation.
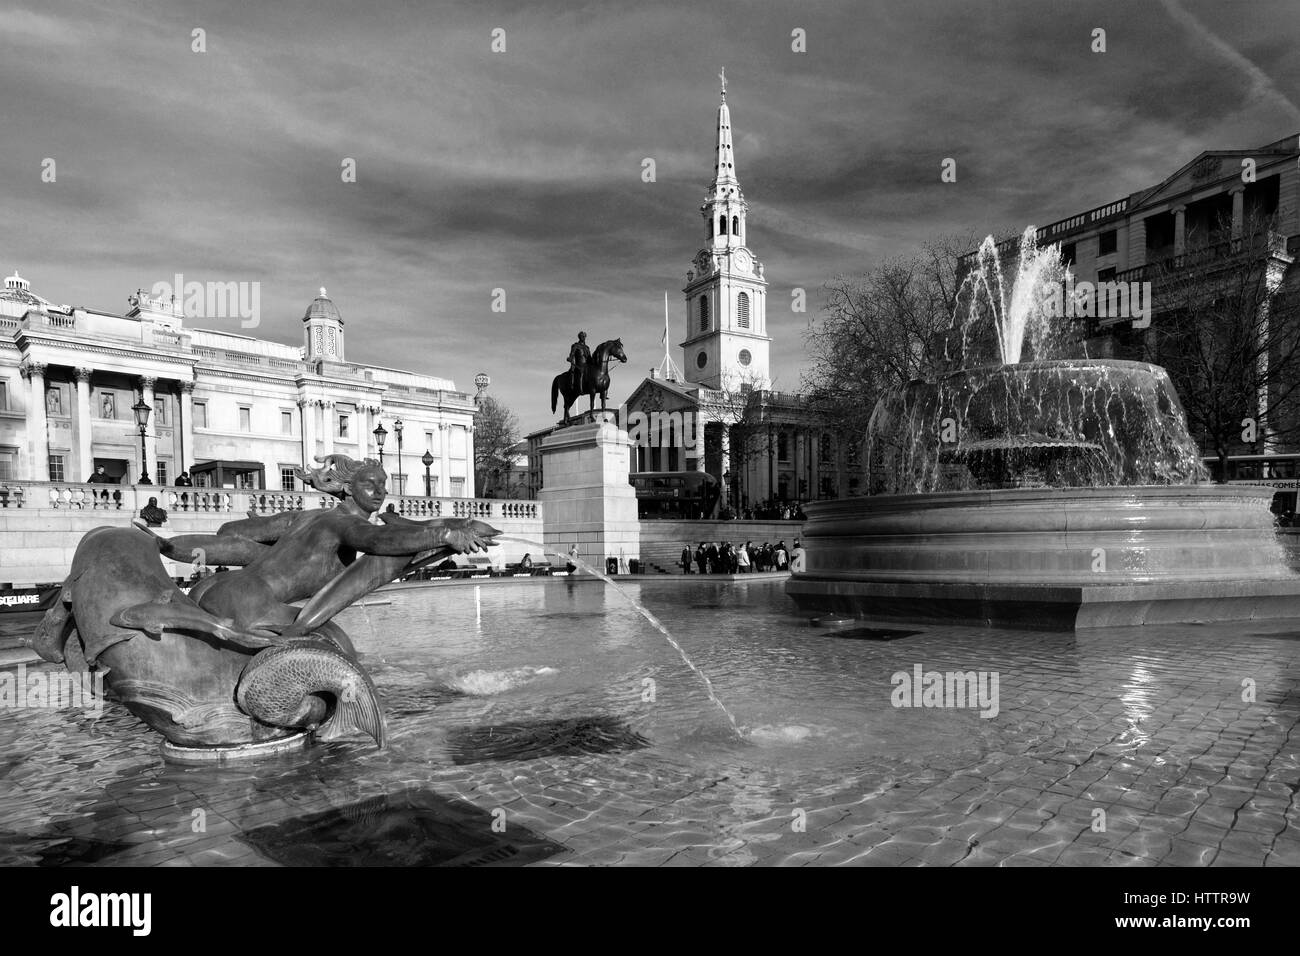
[959,196,1132,270]
[0,480,543,523]
[1114,233,1287,286]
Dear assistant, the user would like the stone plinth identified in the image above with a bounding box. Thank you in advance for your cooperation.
[787,485,1300,628]
[539,419,640,571]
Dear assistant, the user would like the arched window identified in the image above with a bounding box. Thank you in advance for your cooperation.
[737,292,750,329]
[699,295,709,331]
[706,217,713,239]
[718,215,727,236]
[732,216,740,238]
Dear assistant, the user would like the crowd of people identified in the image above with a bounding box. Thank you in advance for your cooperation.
[680,539,805,575]
[714,500,808,521]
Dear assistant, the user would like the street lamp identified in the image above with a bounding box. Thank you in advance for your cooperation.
[393,417,404,496]
[422,450,435,497]
[372,422,387,465]
[132,397,152,484]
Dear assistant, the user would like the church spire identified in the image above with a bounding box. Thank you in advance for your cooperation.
[702,70,746,250]
[709,69,741,201]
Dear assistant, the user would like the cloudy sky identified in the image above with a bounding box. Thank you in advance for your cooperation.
[3,0,1298,434]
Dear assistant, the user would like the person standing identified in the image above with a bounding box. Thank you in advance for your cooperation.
[776,540,789,571]
[87,465,112,484]
[737,543,751,573]
[695,543,708,575]
[706,541,720,574]
[175,471,193,487]
[681,545,693,574]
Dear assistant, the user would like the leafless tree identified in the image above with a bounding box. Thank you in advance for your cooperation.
[1143,212,1300,481]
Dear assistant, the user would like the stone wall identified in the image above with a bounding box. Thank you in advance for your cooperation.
[0,482,544,586]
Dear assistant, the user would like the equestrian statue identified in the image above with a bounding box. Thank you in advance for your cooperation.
[551,331,628,424]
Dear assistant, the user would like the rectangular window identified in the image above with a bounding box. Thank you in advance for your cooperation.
[450,476,466,498]
[281,410,293,435]
[239,406,251,431]
[1098,229,1118,256]
[0,446,15,480]
[819,434,832,462]
[47,454,65,482]
[280,467,296,491]
[155,461,168,486]
[1061,242,1077,267]
[338,413,350,439]
[0,380,8,410]
[424,431,434,456]
[193,401,208,429]
[778,433,790,462]
[1097,267,1117,283]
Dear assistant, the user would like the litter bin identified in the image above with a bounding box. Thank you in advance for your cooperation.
[605,557,619,575]
[629,559,640,574]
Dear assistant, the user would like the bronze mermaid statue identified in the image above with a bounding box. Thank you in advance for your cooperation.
[34,454,497,752]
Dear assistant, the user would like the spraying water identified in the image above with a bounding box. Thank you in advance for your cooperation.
[497,535,744,738]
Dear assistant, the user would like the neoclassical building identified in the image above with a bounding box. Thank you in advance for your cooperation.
[0,275,477,495]
[621,77,854,512]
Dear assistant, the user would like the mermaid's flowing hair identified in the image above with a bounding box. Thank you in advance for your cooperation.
[294,454,384,498]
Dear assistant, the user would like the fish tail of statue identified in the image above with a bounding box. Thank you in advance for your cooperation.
[237,641,387,749]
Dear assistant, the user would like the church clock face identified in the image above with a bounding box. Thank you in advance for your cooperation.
[694,250,713,276]
[733,249,752,273]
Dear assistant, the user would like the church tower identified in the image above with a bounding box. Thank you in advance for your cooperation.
[681,70,771,390]
[303,287,345,363]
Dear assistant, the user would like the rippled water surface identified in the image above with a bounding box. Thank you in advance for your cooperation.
[2,579,1298,866]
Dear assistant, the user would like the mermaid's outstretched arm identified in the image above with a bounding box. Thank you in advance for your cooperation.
[133,520,271,567]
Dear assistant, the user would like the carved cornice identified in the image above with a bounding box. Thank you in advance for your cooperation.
[138,375,157,391]
[74,367,93,383]
[19,361,47,380]
[176,380,196,394]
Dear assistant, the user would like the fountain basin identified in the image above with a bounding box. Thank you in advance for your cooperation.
[786,485,1300,628]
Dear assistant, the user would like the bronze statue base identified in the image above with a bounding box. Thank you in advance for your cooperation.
[160,730,312,765]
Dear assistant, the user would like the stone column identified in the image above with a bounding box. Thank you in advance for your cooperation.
[810,429,821,500]
[358,404,373,461]
[74,367,93,480]
[794,431,805,500]
[178,381,195,473]
[139,376,156,483]
[465,425,475,497]
[321,400,335,457]
[719,425,731,506]
[22,361,48,480]
[299,398,316,466]
[1173,204,1187,256]
[1230,185,1245,239]
[439,422,451,498]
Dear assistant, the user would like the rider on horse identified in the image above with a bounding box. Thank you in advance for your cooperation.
[567,331,591,394]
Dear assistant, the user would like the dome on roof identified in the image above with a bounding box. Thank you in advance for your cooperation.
[302,287,343,325]
[1,270,42,307]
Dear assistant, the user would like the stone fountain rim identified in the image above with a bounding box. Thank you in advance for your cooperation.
[804,483,1274,515]
[920,357,1170,386]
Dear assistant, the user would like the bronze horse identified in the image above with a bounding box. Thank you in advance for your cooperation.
[551,338,627,423]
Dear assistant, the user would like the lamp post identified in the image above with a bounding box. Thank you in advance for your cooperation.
[422,450,434,497]
[132,397,152,484]
[393,417,404,496]
[373,422,387,466]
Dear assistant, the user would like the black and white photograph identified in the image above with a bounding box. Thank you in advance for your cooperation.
[0,0,1296,911]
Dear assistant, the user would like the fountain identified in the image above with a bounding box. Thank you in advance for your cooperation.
[787,228,1300,628]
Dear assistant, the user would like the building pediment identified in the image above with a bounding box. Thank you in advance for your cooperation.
[623,376,700,414]
[1133,145,1295,210]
